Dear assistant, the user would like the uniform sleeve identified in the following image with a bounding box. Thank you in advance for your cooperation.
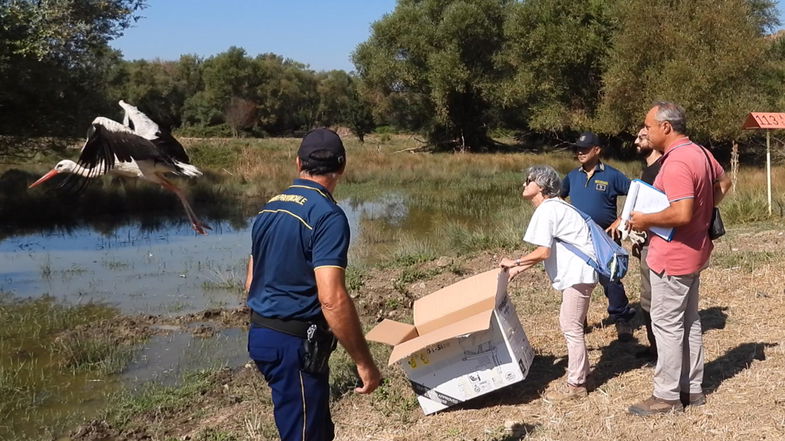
[616,170,631,195]
[312,210,350,269]
[560,174,571,199]
[523,204,555,248]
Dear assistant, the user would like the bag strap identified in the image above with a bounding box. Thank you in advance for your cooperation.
[549,199,600,269]
[696,144,717,206]
[661,141,716,206]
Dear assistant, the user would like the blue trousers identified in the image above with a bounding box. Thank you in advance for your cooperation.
[248,326,334,441]
[598,273,636,322]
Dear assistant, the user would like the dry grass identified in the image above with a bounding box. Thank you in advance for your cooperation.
[105,230,785,441]
[323,229,785,441]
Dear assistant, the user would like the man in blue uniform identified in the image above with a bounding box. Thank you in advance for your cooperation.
[561,131,636,341]
[245,128,380,441]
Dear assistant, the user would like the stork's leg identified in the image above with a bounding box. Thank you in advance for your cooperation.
[157,177,211,235]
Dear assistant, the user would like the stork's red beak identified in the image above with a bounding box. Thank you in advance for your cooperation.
[29,169,59,188]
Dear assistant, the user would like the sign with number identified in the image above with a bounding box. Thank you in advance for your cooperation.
[742,112,785,129]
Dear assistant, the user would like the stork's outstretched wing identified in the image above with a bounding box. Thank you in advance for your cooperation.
[118,100,191,164]
[60,121,173,193]
[151,131,190,164]
[119,100,160,139]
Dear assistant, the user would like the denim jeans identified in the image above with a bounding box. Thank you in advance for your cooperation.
[597,273,636,322]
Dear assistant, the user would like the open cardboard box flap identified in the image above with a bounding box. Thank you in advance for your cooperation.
[365,269,509,365]
[365,319,417,346]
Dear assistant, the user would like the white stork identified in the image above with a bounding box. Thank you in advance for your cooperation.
[29,100,211,235]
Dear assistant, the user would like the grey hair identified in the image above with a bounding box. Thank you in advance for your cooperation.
[653,101,687,134]
[524,165,561,198]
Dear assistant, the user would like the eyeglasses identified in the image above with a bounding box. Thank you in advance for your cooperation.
[523,177,534,187]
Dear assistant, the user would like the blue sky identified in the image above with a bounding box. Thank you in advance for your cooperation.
[111,0,784,73]
[110,0,397,72]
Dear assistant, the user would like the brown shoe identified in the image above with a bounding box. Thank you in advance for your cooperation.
[543,383,587,402]
[628,395,684,416]
[680,391,706,407]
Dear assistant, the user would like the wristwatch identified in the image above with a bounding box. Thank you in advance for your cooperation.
[514,258,522,266]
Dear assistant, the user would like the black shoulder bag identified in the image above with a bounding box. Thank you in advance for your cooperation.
[698,146,725,240]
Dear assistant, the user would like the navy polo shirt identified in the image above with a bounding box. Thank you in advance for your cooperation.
[248,178,350,320]
[560,162,630,229]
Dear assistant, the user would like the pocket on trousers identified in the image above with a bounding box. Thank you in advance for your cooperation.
[247,328,280,363]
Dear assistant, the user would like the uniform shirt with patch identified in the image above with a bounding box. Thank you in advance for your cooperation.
[561,162,631,229]
[248,178,349,320]
[523,198,598,291]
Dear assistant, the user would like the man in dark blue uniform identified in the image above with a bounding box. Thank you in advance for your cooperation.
[245,128,380,441]
[561,131,636,341]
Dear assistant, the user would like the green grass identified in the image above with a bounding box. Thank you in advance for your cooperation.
[329,347,360,400]
[0,295,132,440]
[711,249,785,272]
[345,265,367,295]
[102,369,216,429]
[54,328,134,375]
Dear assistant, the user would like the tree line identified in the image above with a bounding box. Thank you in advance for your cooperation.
[1,0,783,154]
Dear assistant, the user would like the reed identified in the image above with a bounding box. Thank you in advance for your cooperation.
[0,296,128,440]
[102,369,216,429]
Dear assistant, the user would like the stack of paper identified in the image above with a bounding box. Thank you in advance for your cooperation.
[619,179,674,241]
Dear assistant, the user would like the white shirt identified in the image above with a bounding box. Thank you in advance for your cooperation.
[523,198,598,291]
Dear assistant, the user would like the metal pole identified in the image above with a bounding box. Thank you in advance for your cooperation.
[767,130,772,216]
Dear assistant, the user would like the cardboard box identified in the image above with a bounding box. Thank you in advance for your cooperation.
[366,269,534,414]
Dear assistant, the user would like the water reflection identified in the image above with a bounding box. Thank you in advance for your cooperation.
[0,222,250,314]
[340,193,409,242]
[122,327,248,386]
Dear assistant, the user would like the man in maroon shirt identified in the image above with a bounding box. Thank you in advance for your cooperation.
[627,102,731,416]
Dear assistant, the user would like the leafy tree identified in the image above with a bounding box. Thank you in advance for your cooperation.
[315,70,354,127]
[345,77,376,142]
[0,0,146,136]
[253,53,319,135]
[182,46,258,127]
[594,0,780,143]
[354,0,511,150]
[106,57,201,129]
[499,0,616,132]
[225,96,257,137]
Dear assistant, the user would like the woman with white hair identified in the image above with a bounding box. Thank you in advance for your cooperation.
[500,165,598,402]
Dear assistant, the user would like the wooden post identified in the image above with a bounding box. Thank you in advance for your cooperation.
[731,141,738,194]
[767,130,772,215]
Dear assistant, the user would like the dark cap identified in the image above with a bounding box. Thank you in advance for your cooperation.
[298,128,346,167]
[571,131,601,149]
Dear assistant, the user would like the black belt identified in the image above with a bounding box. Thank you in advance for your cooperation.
[250,310,327,338]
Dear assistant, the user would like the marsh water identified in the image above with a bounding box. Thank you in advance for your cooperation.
[0,186,423,439]
[0,193,410,314]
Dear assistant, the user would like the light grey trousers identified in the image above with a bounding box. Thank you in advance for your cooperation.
[650,270,704,400]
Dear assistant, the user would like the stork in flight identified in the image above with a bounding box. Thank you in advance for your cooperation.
[29,100,211,235]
